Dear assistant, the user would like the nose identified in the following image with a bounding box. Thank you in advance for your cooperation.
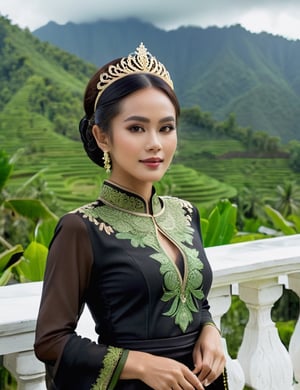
[146,131,162,152]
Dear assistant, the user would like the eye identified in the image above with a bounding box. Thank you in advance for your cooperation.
[128,125,144,133]
[160,124,176,133]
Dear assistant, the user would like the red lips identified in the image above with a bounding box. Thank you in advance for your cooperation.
[140,157,163,168]
[140,157,163,163]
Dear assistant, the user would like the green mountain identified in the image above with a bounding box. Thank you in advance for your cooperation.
[0,16,96,129]
[33,18,300,143]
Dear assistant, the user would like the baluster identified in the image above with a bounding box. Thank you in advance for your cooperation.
[238,278,294,390]
[288,272,300,390]
[209,285,245,390]
[4,351,46,390]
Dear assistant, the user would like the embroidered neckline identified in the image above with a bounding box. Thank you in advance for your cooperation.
[77,182,205,333]
[99,180,162,215]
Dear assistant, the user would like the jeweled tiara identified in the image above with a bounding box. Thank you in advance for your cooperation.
[94,42,174,111]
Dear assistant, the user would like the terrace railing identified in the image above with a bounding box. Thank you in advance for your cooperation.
[0,234,299,390]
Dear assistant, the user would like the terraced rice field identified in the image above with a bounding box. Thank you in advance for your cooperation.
[175,136,299,200]
[1,121,105,212]
[1,122,298,214]
[180,157,298,198]
[164,164,237,209]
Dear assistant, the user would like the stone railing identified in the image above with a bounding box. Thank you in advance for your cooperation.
[0,234,299,390]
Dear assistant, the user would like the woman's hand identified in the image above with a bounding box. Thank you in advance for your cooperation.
[121,350,205,390]
[192,324,226,387]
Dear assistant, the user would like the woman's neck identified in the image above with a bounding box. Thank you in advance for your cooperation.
[106,178,153,203]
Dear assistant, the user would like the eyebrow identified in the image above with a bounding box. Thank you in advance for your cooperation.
[124,115,176,123]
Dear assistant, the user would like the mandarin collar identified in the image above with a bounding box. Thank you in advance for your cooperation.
[99,180,163,215]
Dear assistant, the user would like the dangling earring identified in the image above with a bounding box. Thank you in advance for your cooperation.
[103,151,111,173]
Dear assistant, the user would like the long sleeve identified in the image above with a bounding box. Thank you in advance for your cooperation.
[34,213,127,389]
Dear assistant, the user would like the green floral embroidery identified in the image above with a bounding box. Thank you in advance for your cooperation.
[156,198,195,245]
[92,347,122,390]
[100,206,160,249]
[151,243,204,332]
[78,184,204,333]
[100,185,146,213]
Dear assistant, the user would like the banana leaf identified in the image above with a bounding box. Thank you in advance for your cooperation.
[264,205,296,235]
[0,244,23,286]
[16,241,48,282]
[201,199,237,247]
[0,150,13,193]
[4,198,58,222]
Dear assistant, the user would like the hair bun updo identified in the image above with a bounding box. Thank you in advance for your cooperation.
[79,115,104,167]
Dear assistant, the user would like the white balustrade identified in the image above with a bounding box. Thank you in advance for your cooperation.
[0,234,299,389]
[238,278,293,390]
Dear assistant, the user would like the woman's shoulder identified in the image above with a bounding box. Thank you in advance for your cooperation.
[57,200,102,228]
[159,195,197,215]
[160,194,194,208]
[69,199,102,215]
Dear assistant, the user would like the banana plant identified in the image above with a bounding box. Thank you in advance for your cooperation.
[264,204,298,235]
[0,244,23,286]
[0,149,58,284]
[200,199,238,247]
[4,199,58,282]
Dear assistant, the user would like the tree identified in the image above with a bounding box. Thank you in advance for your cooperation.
[222,112,238,138]
[180,106,215,133]
[267,136,280,153]
[273,181,300,218]
[252,130,269,152]
[288,140,300,172]
[237,185,266,220]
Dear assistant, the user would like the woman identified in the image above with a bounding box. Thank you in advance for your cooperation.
[34,43,227,390]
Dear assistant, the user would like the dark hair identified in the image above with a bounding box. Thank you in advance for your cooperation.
[79,59,180,167]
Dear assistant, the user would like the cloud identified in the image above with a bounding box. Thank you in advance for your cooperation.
[1,0,300,40]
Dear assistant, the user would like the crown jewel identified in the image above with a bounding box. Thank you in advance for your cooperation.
[94,43,174,111]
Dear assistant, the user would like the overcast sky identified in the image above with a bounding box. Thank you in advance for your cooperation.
[1,0,300,41]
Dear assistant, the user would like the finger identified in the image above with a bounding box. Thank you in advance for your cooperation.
[201,359,226,387]
[171,381,188,390]
[197,356,213,382]
[197,347,225,382]
[172,370,204,390]
[198,367,212,383]
[192,356,203,374]
[185,372,205,390]
[171,384,183,390]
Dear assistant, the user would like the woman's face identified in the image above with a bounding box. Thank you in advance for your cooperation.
[96,87,177,198]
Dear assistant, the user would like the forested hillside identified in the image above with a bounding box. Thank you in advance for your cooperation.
[0,15,96,143]
[0,15,100,210]
[0,16,299,214]
[33,18,300,142]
